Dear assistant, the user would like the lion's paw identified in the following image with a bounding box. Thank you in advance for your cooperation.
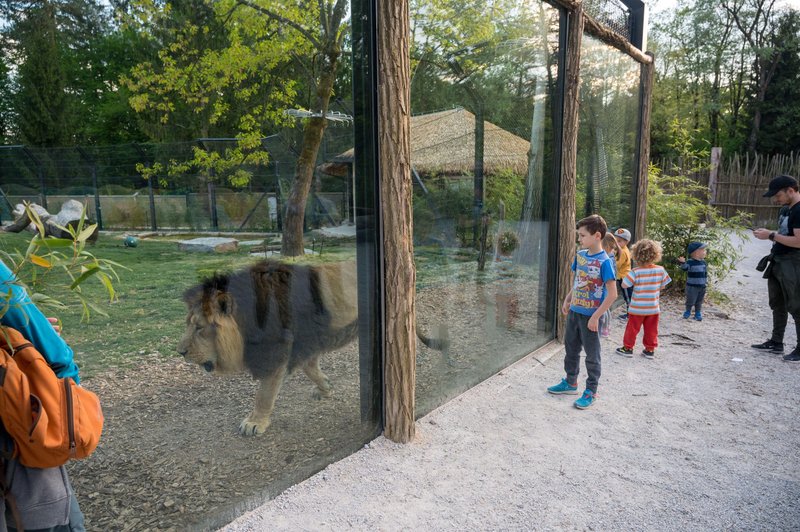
[312,386,333,401]
[239,417,270,436]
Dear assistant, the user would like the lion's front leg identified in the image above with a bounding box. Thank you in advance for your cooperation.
[239,364,287,436]
[302,355,332,400]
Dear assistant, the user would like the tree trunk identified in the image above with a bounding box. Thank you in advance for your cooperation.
[634,53,655,241]
[281,55,339,257]
[378,0,416,443]
[556,7,584,342]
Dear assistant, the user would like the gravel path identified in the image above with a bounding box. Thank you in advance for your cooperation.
[223,233,800,531]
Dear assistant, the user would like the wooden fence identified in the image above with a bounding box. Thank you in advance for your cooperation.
[655,151,800,227]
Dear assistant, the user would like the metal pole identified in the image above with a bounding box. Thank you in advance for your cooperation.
[77,147,103,230]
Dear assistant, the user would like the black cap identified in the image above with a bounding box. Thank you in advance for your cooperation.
[763,175,798,197]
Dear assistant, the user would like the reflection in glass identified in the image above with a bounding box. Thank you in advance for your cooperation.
[27,0,383,529]
[409,0,560,416]
[576,34,642,232]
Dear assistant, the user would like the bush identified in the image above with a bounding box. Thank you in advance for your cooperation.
[646,165,751,289]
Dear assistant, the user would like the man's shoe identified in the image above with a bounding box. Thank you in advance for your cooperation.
[574,389,596,409]
[683,310,691,319]
[783,349,800,362]
[694,312,702,321]
[751,340,784,353]
[615,346,633,358]
[547,378,579,395]
[642,350,655,359]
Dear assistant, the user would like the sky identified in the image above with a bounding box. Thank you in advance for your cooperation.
[648,0,800,11]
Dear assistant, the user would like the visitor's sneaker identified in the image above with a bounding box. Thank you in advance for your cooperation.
[574,389,597,409]
[642,350,655,359]
[751,340,784,353]
[615,346,633,358]
[783,349,800,362]
[683,310,691,319]
[547,378,579,395]
[694,312,702,321]
[617,313,628,321]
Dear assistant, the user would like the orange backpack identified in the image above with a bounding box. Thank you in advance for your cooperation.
[0,326,103,469]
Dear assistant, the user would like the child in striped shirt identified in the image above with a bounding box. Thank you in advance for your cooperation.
[615,239,671,359]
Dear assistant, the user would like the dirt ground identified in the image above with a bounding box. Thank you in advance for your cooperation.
[219,232,800,531]
[66,233,800,531]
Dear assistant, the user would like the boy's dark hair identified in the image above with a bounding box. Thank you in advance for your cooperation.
[576,214,607,238]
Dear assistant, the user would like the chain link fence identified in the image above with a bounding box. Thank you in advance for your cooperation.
[0,127,354,233]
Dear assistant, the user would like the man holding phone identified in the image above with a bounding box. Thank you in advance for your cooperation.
[751,175,800,361]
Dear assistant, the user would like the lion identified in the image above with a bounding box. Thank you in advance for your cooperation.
[176,259,448,436]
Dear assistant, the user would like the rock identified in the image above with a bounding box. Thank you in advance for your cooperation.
[178,237,239,253]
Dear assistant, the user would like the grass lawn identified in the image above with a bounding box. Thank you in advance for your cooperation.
[0,231,355,378]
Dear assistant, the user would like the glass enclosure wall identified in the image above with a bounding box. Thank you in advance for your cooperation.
[0,0,382,529]
[576,34,642,233]
[409,0,561,416]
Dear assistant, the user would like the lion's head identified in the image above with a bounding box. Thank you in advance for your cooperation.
[177,274,245,374]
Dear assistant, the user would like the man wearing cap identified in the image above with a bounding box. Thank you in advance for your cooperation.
[751,175,800,362]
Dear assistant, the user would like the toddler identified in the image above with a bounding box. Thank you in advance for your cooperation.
[615,239,671,359]
[677,241,708,321]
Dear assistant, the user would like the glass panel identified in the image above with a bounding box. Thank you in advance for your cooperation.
[0,0,381,529]
[409,0,561,416]
[576,34,642,233]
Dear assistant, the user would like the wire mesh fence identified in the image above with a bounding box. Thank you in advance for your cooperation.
[0,128,354,232]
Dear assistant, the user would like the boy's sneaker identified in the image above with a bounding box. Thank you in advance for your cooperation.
[547,378,579,395]
[615,346,633,358]
[751,340,784,353]
[642,350,655,359]
[694,312,702,321]
[617,313,628,321]
[783,348,800,362]
[683,310,691,319]
[574,389,596,409]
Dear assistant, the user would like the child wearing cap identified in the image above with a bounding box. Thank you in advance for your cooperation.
[613,228,633,319]
[678,242,708,321]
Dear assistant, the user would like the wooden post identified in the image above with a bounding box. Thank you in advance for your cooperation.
[556,6,584,342]
[708,147,721,208]
[633,52,654,241]
[378,0,416,442]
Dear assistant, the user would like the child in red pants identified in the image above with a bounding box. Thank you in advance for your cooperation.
[615,239,671,359]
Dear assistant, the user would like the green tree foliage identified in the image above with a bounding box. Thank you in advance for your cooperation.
[646,121,750,289]
[0,48,14,142]
[12,3,69,146]
[124,0,349,256]
[755,10,800,155]
[0,0,143,145]
[649,0,799,156]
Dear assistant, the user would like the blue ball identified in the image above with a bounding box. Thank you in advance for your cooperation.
[123,236,139,248]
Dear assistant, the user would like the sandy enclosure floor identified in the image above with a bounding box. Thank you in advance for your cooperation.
[221,233,800,531]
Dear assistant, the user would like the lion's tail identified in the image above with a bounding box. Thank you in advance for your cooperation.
[416,322,450,351]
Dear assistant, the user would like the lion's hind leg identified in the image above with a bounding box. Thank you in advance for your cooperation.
[302,355,332,400]
[240,364,287,436]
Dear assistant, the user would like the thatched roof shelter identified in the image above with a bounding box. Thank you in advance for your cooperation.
[319,108,530,177]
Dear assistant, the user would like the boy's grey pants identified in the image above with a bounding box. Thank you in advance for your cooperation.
[564,311,601,393]
[685,284,706,313]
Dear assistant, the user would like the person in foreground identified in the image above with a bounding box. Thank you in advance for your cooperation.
[615,239,671,359]
[751,174,800,362]
[547,215,617,409]
[1,260,87,532]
